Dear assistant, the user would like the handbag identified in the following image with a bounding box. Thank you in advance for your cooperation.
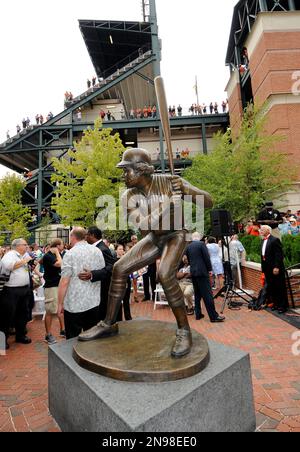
[248,284,268,311]
[32,274,43,290]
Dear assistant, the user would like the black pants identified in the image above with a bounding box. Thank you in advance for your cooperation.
[117,278,132,322]
[192,276,219,321]
[99,279,111,322]
[64,306,99,340]
[143,263,157,301]
[0,286,31,339]
[265,272,289,310]
[28,276,35,322]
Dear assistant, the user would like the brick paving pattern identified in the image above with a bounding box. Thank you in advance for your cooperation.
[1,297,300,432]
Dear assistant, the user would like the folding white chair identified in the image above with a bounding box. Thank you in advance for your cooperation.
[154,284,169,310]
[32,288,46,321]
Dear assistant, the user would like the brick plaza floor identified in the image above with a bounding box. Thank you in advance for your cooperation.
[1,297,300,432]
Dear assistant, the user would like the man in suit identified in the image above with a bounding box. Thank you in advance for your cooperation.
[261,225,289,314]
[78,227,116,320]
[186,232,225,323]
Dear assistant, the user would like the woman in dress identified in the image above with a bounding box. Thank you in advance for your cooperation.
[207,237,224,290]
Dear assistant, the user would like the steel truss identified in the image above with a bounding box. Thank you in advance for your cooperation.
[227,0,297,69]
[79,20,152,33]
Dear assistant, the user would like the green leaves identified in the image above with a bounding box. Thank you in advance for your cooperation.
[184,104,298,222]
[0,174,31,244]
[241,234,300,267]
[51,120,125,227]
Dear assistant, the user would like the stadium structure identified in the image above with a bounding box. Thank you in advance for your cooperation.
[0,0,229,240]
[226,0,300,211]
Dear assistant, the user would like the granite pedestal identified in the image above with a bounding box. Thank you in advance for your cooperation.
[49,338,256,432]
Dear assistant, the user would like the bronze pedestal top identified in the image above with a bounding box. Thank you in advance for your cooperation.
[73,320,210,383]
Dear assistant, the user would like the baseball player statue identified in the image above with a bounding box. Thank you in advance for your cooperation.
[79,147,213,358]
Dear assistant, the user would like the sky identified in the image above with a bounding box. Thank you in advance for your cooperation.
[0,0,237,176]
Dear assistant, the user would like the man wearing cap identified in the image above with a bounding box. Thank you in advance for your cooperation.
[79,148,213,358]
[257,202,283,240]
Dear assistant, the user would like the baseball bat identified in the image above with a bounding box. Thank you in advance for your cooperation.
[154,76,175,175]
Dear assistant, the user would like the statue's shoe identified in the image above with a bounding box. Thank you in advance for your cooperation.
[171,328,192,358]
[78,321,119,342]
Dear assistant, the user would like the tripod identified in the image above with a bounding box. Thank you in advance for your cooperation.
[213,237,256,314]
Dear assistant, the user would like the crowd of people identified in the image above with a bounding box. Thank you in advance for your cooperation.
[0,227,228,352]
[4,78,229,142]
[5,113,54,142]
[82,101,229,124]
[4,98,229,141]
[126,101,228,121]
[1,205,293,352]
[65,68,229,120]
[189,101,228,116]
[129,106,157,119]
[244,204,300,238]
[153,147,191,161]
[62,74,229,123]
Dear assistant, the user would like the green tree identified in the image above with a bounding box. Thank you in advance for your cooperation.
[51,120,124,227]
[184,104,297,222]
[0,174,31,244]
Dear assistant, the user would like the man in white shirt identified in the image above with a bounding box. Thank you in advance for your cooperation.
[229,235,246,287]
[57,228,105,339]
[0,239,33,349]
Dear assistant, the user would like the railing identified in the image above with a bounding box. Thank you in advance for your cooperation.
[101,43,152,80]
[0,124,40,148]
[286,264,300,310]
[65,44,153,108]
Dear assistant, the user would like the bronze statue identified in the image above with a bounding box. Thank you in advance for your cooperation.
[79,148,213,358]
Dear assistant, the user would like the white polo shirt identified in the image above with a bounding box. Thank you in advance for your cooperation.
[1,250,31,288]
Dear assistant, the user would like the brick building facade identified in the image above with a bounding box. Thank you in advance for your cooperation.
[226,3,300,211]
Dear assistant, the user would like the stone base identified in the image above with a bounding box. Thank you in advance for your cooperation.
[49,339,256,432]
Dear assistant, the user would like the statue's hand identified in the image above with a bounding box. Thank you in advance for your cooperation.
[171,175,183,194]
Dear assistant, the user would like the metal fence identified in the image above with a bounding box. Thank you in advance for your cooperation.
[286,264,300,310]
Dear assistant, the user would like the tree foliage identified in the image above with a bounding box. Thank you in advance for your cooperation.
[240,234,300,267]
[0,174,31,244]
[51,120,124,227]
[184,104,298,222]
